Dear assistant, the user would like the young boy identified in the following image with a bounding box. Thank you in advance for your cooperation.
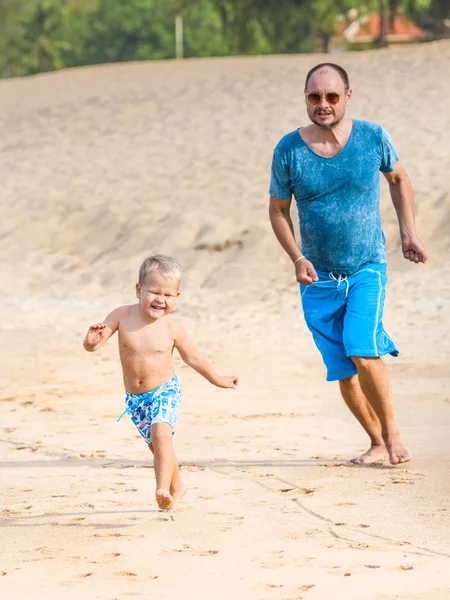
[83,254,238,512]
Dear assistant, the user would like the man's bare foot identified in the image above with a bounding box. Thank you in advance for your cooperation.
[156,489,173,511]
[349,443,388,465]
[384,435,411,465]
[168,483,187,513]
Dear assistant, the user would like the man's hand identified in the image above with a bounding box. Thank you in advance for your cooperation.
[217,375,239,389]
[295,257,319,285]
[402,235,427,264]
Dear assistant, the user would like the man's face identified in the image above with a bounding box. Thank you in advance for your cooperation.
[305,68,351,130]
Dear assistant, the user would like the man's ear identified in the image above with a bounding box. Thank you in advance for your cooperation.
[136,283,141,298]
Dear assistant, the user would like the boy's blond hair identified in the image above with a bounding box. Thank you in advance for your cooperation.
[138,254,182,285]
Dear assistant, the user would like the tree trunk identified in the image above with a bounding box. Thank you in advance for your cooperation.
[375,0,388,48]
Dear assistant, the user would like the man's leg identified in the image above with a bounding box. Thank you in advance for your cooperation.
[349,356,410,465]
[339,374,388,464]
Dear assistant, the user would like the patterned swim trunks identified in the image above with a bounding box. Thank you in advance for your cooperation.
[117,376,182,444]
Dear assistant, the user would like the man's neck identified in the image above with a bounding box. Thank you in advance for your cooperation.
[309,118,352,145]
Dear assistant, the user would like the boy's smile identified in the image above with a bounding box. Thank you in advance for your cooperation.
[136,271,180,321]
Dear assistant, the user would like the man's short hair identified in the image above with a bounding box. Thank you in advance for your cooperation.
[138,254,182,284]
[305,63,350,90]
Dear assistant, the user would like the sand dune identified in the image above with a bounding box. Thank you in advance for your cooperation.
[1,40,450,599]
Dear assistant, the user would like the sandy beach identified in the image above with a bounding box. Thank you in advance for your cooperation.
[1,40,450,599]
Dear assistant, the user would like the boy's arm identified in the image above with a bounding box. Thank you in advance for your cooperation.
[83,306,125,352]
[383,161,427,264]
[173,322,238,389]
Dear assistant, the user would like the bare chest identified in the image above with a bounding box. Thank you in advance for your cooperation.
[119,326,174,356]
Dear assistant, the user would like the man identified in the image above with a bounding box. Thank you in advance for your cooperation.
[269,63,427,465]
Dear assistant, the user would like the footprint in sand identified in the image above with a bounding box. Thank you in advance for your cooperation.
[115,571,137,577]
[15,445,39,452]
[35,547,64,555]
[279,487,315,495]
[298,585,316,591]
[167,546,218,556]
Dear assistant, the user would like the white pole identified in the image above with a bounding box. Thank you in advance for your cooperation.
[175,15,184,59]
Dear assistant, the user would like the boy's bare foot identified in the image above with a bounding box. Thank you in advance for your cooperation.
[349,443,388,465]
[384,435,411,465]
[156,489,173,511]
[169,483,187,513]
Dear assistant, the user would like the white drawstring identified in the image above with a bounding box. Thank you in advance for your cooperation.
[329,272,349,297]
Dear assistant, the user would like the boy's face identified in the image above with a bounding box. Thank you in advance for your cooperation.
[136,271,180,320]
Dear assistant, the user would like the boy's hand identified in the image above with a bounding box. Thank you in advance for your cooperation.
[85,323,108,347]
[218,375,239,389]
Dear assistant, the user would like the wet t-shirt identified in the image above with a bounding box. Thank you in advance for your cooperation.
[269,119,399,274]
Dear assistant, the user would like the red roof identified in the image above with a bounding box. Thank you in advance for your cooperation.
[355,13,426,38]
[335,12,428,43]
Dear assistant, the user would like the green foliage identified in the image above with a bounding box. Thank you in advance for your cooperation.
[0,0,446,78]
[180,1,231,57]
[14,1,72,75]
[77,0,176,64]
[0,0,38,75]
[407,0,449,33]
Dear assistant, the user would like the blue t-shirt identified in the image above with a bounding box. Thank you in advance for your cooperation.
[269,119,399,274]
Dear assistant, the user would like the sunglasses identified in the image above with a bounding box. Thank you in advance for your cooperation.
[306,91,346,105]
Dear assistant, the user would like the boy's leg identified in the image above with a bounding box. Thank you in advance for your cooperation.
[339,374,388,464]
[149,424,186,511]
[169,453,186,512]
[150,422,175,510]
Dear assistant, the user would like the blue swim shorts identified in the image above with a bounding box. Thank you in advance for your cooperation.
[117,376,182,444]
[300,263,398,382]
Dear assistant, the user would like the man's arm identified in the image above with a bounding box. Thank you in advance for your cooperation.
[174,323,238,389]
[383,161,427,264]
[83,306,124,352]
[269,195,318,284]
